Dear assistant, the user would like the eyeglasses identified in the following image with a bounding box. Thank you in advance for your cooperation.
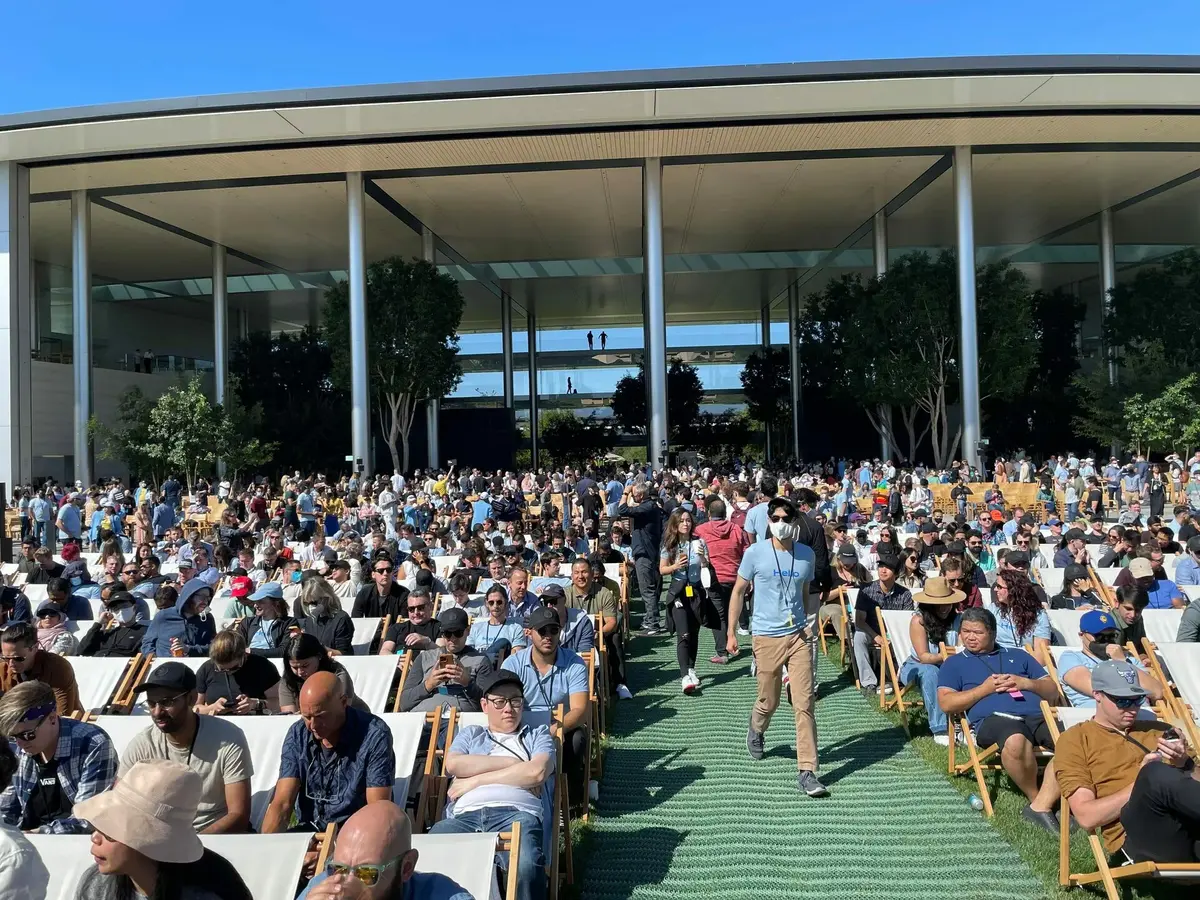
[536,624,562,637]
[441,629,464,638]
[11,713,48,742]
[1015,540,1030,546]
[326,855,405,886]
[485,695,525,710]
[122,568,138,575]
[1101,693,1142,710]
[145,691,188,711]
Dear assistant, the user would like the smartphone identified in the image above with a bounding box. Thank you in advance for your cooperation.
[1163,726,1182,743]
[224,698,237,710]
[438,653,455,669]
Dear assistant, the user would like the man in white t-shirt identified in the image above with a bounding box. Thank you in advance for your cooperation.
[120,662,253,833]
[391,470,406,495]
[379,487,398,540]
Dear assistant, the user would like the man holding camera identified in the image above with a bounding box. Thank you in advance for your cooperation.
[1055,660,1200,864]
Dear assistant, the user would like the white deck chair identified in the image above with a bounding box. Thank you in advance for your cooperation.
[202,833,314,899]
[1153,642,1200,729]
[1036,546,1055,568]
[1085,543,1105,563]
[27,834,92,900]
[81,552,101,568]
[1181,585,1200,604]
[22,582,48,606]
[161,561,180,575]
[1038,567,1065,594]
[1143,609,1185,645]
[336,654,401,714]
[1048,609,1084,647]
[1096,568,1121,586]
[68,657,138,714]
[351,616,383,655]
[435,555,461,576]
[379,712,431,804]
[878,608,923,727]
[977,587,992,605]
[0,562,17,581]
[87,595,105,619]
[413,832,500,900]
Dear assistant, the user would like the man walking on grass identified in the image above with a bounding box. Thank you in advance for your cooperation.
[727,496,826,797]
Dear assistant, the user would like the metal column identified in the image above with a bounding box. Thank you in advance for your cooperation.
[71,190,92,487]
[346,173,371,477]
[787,281,802,460]
[500,292,514,408]
[422,227,440,469]
[643,158,669,468]
[954,146,982,470]
[212,244,228,406]
[1099,207,1118,386]
[527,301,539,468]
[760,303,772,462]
[873,210,890,461]
[1,163,33,494]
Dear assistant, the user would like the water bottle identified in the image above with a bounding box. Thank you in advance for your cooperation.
[967,794,985,812]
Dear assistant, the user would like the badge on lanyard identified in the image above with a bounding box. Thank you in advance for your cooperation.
[684,584,694,598]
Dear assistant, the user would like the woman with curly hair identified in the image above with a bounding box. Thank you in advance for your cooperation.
[988,570,1050,657]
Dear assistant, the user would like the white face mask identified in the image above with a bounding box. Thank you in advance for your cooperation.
[114,606,136,624]
[769,520,798,541]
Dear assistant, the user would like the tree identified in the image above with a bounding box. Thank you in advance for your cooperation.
[142,378,223,493]
[230,326,348,476]
[609,359,705,443]
[1123,374,1200,458]
[801,251,1038,466]
[539,410,615,467]
[324,258,465,472]
[679,410,755,459]
[739,348,790,452]
[1107,249,1200,389]
[90,387,160,484]
[216,376,277,482]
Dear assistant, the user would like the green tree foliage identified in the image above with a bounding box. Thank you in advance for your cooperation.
[739,347,790,451]
[324,258,464,472]
[538,410,615,468]
[90,387,160,484]
[142,378,223,493]
[1123,374,1200,458]
[215,376,276,482]
[984,288,1086,456]
[679,410,755,459]
[610,359,705,443]
[229,326,347,475]
[1107,249,1200,388]
[801,251,1037,466]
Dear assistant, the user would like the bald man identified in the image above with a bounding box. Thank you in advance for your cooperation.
[299,800,472,899]
[262,670,396,836]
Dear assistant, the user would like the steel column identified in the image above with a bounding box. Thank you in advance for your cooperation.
[760,303,772,462]
[527,302,539,468]
[501,292,515,408]
[1,163,32,494]
[954,147,982,470]
[1099,207,1118,386]
[643,158,669,468]
[873,209,891,460]
[787,281,802,460]
[212,244,228,406]
[71,190,92,487]
[346,173,371,477]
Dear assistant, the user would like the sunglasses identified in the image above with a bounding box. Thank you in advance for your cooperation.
[486,599,509,607]
[407,604,428,613]
[1,655,27,664]
[11,713,48,742]
[770,514,795,523]
[536,624,562,637]
[374,567,393,575]
[326,855,404,886]
[1101,693,1142,710]
[441,629,464,638]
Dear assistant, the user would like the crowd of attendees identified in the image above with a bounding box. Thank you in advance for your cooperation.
[2,449,1200,897]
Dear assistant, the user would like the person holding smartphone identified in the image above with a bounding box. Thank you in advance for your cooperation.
[397,608,492,713]
[1054,659,1200,864]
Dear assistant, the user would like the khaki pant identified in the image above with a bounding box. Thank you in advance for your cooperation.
[751,631,819,771]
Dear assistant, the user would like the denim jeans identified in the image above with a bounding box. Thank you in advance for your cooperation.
[634,555,661,628]
[898,659,947,734]
[1066,502,1079,522]
[430,807,546,900]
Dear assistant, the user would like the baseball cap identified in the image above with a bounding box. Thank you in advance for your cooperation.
[438,607,469,631]
[876,554,900,572]
[1090,660,1149,699]
[539,583,566,603]
[1080,609,1118,635]
[133,661,197,695]
[229,575,254,599]
[1128,558,1154,579]
[1006,551,1030,568]
[524,607,560,630]
[990,510,1004,522]
[35,600,63,618]
[1046,517,1062,527]
[919,523,937,534]
[837,544,859,563]
[1065,528,1086,541]
[248,582,284,602]
[480,670,524,696]
[945,540,965,555]
[1064,563,1090,584]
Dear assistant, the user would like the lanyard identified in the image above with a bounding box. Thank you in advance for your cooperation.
[484,727,532,761]
[770,542,797,602]
[526,658,559,710]
[964,648,1005,676]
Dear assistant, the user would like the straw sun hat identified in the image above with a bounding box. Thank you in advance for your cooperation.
[912,576,965,606]
[73,760,204,864]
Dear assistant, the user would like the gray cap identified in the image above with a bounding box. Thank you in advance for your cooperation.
[1090,660,1149,699]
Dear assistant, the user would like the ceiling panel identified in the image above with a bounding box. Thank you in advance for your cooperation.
[376,167,642,262]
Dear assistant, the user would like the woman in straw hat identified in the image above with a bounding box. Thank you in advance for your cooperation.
[896,576,964,746]
[72,760,252,900]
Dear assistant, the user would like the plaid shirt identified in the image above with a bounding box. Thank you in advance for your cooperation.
[0,717,117,834]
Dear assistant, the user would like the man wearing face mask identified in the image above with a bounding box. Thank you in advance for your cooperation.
[78,591,146,658]
[1056,610,1164,708]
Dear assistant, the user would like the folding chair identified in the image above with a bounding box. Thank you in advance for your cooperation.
[203,831,327,899]
[67,655,139,715]
[1142,609,1185,645]
[349,616,383,655]
[336,654,405,714]
[391,649,414,712]
[818,585,852,669]
[1047,609,1084,648]
[876,608,923,731]
[1040,702,1200,900]
[27,834,95,900]
[413,830,519,900]
[1141,640,1200,749]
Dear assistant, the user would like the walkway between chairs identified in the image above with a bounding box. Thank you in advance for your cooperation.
[577,639,1048,900]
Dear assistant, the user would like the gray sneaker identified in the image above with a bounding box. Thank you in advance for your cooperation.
[746,728,765,760]
[798,770,829,797]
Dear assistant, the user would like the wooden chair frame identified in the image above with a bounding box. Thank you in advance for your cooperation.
[391,650,414,713]
[876,609,921,733]
[817,585,850,669]
[1042,702,1200,899]
[313,823,337,877]
[111,654,155,713]
[1140,638,1200,750]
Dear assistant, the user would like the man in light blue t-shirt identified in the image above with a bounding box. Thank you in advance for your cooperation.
[1056,609,1163,708]
[727,496,826,797]
[743,476,777,544]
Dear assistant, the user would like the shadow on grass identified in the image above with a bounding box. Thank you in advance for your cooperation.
[564,824,687,900]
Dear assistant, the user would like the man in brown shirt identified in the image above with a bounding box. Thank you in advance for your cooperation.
[0,622,82,716]
[1054,659,1199,863]
[565,556,632,699]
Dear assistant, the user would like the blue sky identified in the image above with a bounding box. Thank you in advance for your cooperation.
[3,1,1199,115]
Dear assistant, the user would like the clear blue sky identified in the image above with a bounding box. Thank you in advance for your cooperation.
[4,1,1199,115]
